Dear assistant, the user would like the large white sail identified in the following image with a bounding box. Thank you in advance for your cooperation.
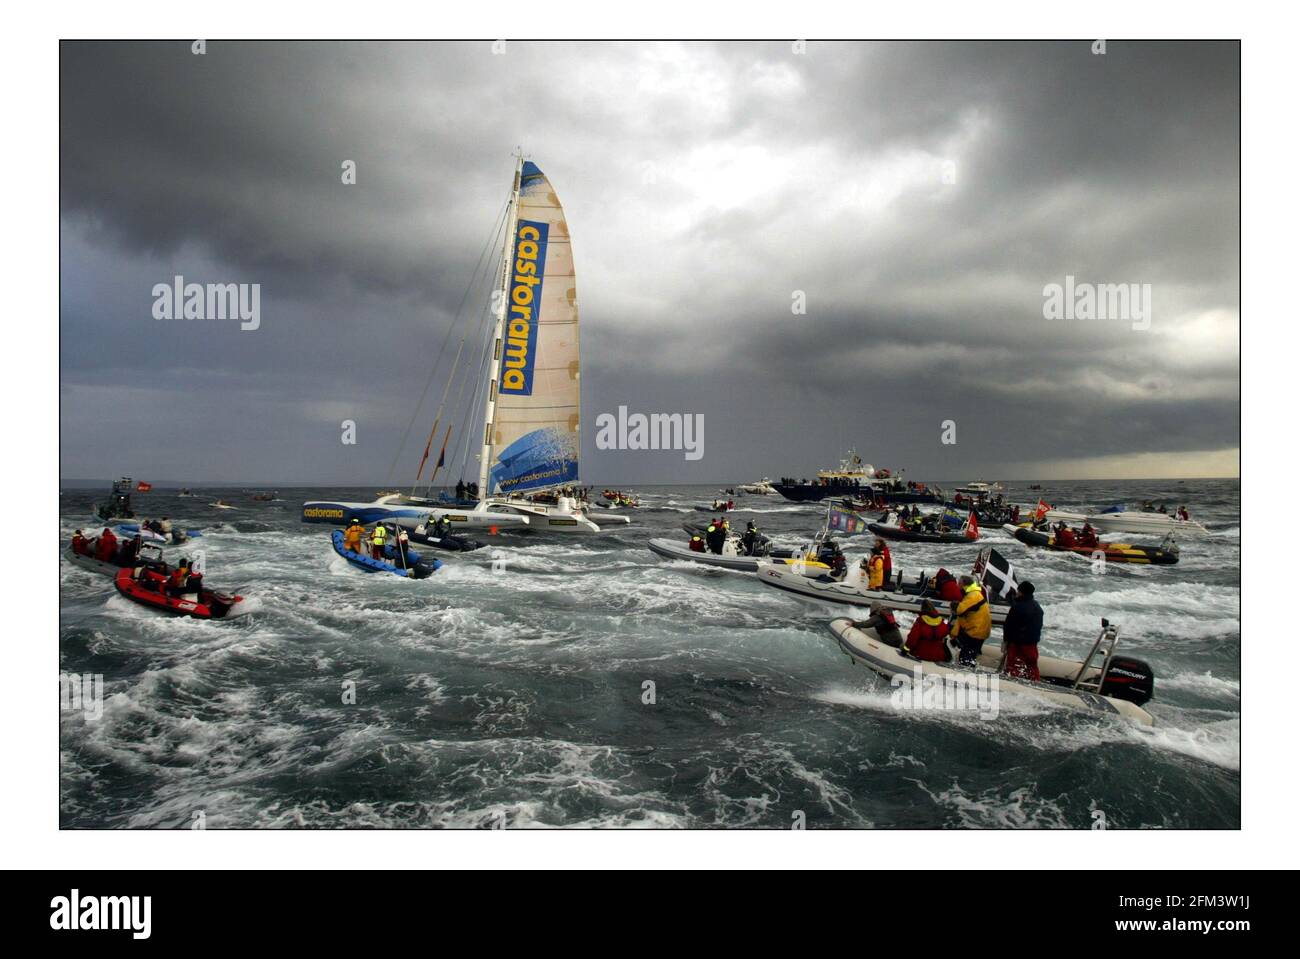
[484,161,581,495]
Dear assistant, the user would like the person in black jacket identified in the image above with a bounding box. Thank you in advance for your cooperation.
[1001,581,1043,680]
[705,520,726,555]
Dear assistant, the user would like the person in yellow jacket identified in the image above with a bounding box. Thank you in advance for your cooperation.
[369,522,388,560]
[949,575,992,666]
[866,546,885,590]
[343,518,365,555]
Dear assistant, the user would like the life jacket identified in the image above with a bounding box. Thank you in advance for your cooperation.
[169,568,188,589]
[372,525,388,545]
[867,554,885,589]
[906,614,950,662]
[689,535,705,552]
[951,583,992,640]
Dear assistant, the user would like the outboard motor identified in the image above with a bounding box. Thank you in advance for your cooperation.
[1100,656,1155,706]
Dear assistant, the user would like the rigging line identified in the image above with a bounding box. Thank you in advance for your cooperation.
[452,286,501,485]
[384,193,512,485]
[433,233,505,494]
[410,330,469,496]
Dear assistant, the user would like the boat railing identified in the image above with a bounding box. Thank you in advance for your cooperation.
[1070,620,1121,693]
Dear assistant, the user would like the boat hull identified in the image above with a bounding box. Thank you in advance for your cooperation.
[775,482,940,504]
[481,499,616,532]
[756,561,1011,624]
[827,618,1153,725]
[301,500,529,530]
[867,522,975,545]
[648,538,827,574]
[113,568,248,619]
[331,530,439,577]
[1004,526,1178,565]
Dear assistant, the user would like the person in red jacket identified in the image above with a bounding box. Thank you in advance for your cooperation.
[903,601,951,662]
[95,527,117,561]
[932,568,962,602]
[1055,524,1077,548]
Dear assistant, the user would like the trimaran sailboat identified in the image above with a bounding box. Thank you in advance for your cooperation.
[302,155,628,535]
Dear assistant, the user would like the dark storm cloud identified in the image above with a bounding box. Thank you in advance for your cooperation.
[60,40,1238,484]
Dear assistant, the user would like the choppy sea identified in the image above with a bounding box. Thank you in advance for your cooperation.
[59,479,1240,828]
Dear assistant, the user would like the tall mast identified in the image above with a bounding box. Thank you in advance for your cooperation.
[478,152,524,498]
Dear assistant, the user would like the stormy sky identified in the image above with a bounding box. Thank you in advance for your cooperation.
[60,40,1239,486]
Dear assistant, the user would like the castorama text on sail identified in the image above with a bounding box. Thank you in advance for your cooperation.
[501,220,548,395]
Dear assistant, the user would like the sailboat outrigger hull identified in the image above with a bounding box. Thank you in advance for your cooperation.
[301,498,529,530]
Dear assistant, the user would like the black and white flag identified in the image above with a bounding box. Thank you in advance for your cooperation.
[974,547,1019,598]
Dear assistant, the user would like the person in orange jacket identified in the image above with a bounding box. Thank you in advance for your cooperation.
[343,518,365,554]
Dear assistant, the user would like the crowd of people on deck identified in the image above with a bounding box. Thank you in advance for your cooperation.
[1052,521,1100,549]
[853,572,1043,680]
[71,527,207,597]
[342,518,414,565]
[71,527,144,568]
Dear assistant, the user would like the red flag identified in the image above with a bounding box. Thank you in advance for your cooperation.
[135,481,152,492]
[1034,499,1051,522]
[429,426,452,481]
[965,511,980,540]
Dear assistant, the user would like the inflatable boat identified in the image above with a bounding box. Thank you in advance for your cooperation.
[648,538,827,574]
[331,530,442,578]
[115,522,200,545]
[867,522,977,545]
[66,541,165,577]
[401,521,483,552]
[1004,526,1179,565]
[113,567,248,619]
[755,561,1013,624]
[827,617,1155,725]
